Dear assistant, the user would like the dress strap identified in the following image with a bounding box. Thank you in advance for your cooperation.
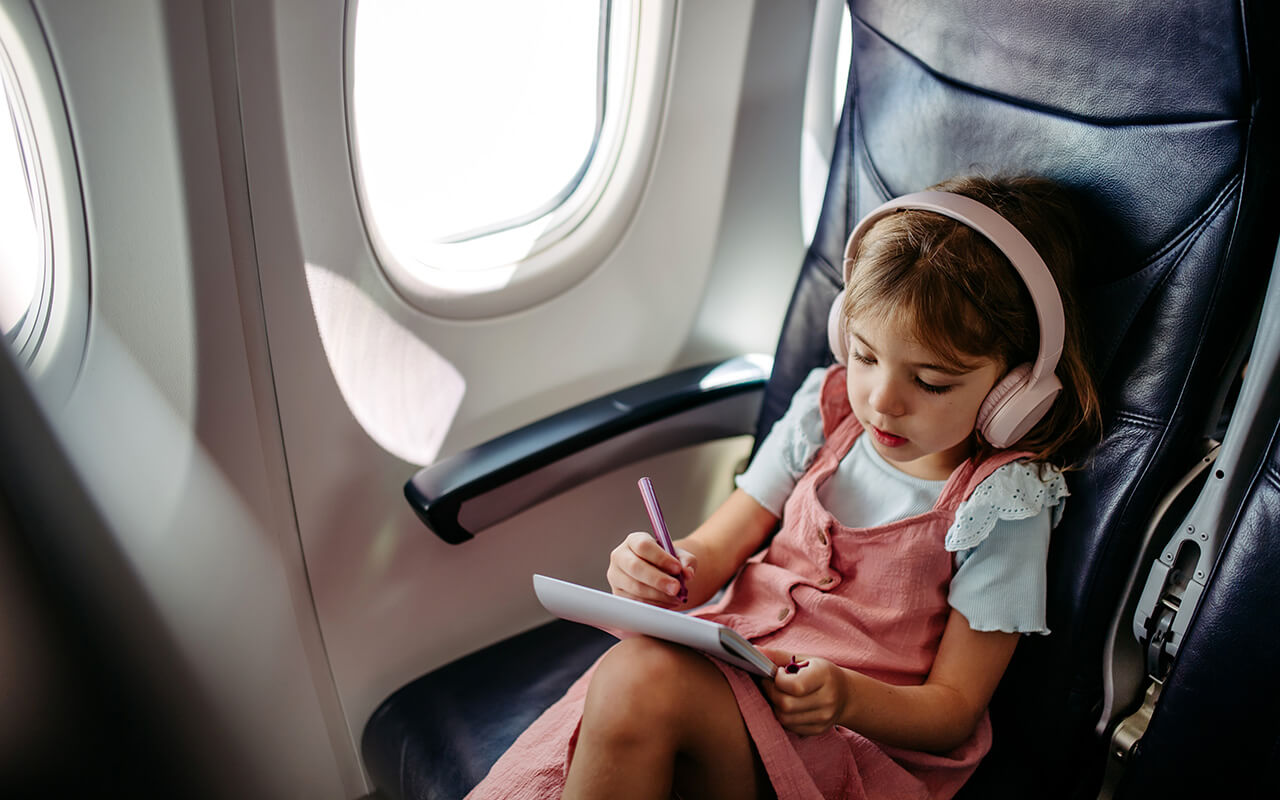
[818,365,852,439]
[936,448,1033,511]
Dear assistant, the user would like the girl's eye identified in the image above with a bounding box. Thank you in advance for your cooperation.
[915,378,952,395]
[850,351,875,365]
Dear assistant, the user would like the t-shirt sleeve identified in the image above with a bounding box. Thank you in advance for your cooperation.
[734,367,827,516]
[945,460,1067,635]
[948,508,1053,635]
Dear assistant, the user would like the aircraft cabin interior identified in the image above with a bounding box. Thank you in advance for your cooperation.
[1,1,1277,798]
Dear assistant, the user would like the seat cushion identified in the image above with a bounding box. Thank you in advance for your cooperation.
[361,621,615,800]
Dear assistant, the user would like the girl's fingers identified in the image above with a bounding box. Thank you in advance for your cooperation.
[607,532,685,604]
[762,679,815,711]
[760,650,817,693]
[761,680,840,735]
[625,531,685,575]
[605,558,650,598]
[761,657,847,736]
[675,547,697,580]
[607,559,675,604]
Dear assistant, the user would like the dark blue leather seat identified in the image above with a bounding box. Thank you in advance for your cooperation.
[362,621,615,799]
[1116,415,1280,798]
[364,2,1280,797]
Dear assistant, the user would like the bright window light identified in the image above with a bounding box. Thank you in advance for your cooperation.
[0,38,47,359]
[351,0,612,280]
[800,0,852,243]
[834,5,851,128]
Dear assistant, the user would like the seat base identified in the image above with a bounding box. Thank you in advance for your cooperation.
[361,621,616,800]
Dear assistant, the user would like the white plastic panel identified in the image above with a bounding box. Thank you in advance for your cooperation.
[233,0,814,776]
[23,0,355,796]
[0,0,821,795]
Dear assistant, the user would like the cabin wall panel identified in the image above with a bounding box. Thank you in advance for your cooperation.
[13,0,819,791]
[27,0,355,796]
[233,0,811,768]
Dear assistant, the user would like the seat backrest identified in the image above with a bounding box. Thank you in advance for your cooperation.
[759,1,1279,795]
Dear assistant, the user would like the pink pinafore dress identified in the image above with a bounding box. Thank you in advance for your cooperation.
[468,365,1027,799]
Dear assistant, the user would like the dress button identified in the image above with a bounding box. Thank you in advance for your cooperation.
[817,531,828,545]
[819,576,834,586]
[776,607,789,621]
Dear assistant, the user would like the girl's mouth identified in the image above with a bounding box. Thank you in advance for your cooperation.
[871,426,907,447]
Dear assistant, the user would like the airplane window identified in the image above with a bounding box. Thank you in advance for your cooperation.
[0,1,87,399]
[0,38,48,363]
[800,0,851,243]
[349,0,632,307]
[834,6,851,127]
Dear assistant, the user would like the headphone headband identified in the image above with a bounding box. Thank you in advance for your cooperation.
[841,191,1065,383]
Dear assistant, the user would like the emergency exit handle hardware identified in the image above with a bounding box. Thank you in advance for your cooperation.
[1133,243,1280,673]
[1100,243,1280,800]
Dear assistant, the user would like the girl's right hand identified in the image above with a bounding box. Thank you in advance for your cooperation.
[607,531,696,608]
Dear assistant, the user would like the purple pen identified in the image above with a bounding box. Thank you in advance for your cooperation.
[638,476,688,603]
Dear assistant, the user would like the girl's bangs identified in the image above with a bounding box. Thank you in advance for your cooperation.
[845,257,1000,373]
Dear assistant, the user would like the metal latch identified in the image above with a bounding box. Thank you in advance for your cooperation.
[1098,678,1164,799]
[1111,679,1163,765]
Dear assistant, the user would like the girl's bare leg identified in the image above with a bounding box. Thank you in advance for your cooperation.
[563,637,769,800]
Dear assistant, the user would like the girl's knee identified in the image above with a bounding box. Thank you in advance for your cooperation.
[584,638,702,731]
[579,639,763,797]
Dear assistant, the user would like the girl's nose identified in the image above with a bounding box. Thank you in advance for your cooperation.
[869,378,906,417]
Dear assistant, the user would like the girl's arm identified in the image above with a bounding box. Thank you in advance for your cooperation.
[608,488,778,608]
[764,609,1020,752]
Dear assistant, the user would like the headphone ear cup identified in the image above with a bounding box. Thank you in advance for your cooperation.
[827,289,848,363]
[978,364,1063,448]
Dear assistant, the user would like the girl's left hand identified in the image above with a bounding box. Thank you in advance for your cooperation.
[759,651,851,736]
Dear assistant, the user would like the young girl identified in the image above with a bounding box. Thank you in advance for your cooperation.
[467,175,1102,800]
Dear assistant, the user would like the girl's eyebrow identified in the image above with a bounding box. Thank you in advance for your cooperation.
[850,332,973,376]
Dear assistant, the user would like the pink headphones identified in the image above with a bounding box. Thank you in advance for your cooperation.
[827,191,1065,448]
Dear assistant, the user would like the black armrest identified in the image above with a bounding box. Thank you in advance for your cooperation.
[405,355,772,543]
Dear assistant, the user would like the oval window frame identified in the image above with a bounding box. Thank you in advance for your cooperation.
[0,36,49,360]
[343,0,674,320]
[0,0,88,401]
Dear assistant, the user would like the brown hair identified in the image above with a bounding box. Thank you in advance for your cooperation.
[842,175,1102,469]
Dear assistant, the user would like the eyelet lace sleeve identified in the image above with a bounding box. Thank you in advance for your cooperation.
[944,461,1069,552]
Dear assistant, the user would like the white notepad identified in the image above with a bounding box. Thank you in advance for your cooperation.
[533,574,777,678]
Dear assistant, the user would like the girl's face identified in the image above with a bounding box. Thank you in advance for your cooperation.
[844,313,1004,480]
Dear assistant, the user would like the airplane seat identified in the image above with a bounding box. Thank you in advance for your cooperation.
[1090,242,1280,797]
[1111,410,1280,798]
[363,1,1279,798]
